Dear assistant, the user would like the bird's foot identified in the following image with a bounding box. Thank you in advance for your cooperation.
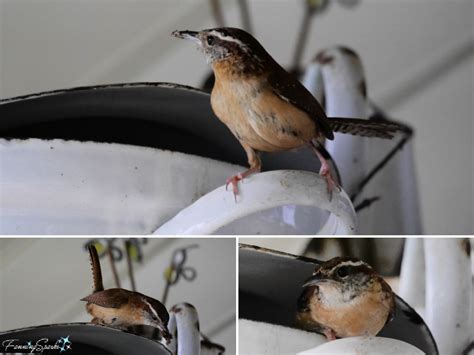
[323,328,337,341]
[319,166,339,201]
[225,165,260,202]
[310,140,340,201]
[226,173,243,201]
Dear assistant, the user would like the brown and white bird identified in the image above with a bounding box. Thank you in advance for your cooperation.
[296,256,395,340]
[172,28,400,198]
[81,245,171,343]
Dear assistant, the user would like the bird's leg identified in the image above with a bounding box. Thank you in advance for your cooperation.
[226,143,261,200]
[309,140,339,200]
[323,328,337,341]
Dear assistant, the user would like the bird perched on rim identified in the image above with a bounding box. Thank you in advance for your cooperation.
[172,27,400,199]
[296,256,395,340]
[81,245,171,343]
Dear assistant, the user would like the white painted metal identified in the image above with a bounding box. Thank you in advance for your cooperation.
[399,238,426,309]
[424,239,472,355]
[167,302,227,354]
[201,347,223,355]
[167,303,201,355]
[0,138,240,234]
[303,49,422,234]
[302,63,324,104]
[1,138,356,235]
[298,336,425,354]
[239,320,424,355]
[239,319,326,354]
[155,170,357,235]
[0,243,3,330]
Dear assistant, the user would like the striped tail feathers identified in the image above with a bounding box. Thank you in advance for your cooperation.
[88,244,104,293]
[327,117,402,139]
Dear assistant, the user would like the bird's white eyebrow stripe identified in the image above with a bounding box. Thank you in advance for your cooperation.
[209,30,245,47]
[329,260,368,273]
[144,300,160,320]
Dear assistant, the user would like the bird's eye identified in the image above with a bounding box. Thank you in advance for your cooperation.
[337,266,350,278]
[207,36,215,45]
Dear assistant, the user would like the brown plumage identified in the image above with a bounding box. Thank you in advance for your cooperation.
[296,256,395,340]
[82,245,170,341]
[88,244,104,293]
[172,27,401,197]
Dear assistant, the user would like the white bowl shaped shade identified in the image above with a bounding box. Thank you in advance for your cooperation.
[156,170,357,235]
[298,336,425,355]
[0,138,240,234]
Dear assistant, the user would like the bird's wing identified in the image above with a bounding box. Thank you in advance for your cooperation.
[268,66,334,140]
[81,289,129,308]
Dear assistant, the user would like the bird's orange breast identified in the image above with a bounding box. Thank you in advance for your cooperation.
[211,64,316,152]
[308,288,392,338]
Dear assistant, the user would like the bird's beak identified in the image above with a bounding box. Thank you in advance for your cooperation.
[302,275,331,288]
[171,30,201,44]
[154,322,172,340]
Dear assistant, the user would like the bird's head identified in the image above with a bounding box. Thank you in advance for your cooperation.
[172,27,269,74]
[139,297,171,341]
[302,257,384,303]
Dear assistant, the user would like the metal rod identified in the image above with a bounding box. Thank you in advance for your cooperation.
[107,242,121,288]
[354,196,380,212]
[238,0,253,33]
[162,279,171,307]
[379,39,474,111]
[124,240,137,291]
[209,0,225,27]
[350,118,413,202]
[291,9,313,73]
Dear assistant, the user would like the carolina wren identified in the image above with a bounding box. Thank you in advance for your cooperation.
[81,245,171,343]
[172,27,400,198]
[296,256,395,340]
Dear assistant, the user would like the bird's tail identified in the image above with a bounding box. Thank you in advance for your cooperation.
[88,244,104,293]
[327,117,401,139]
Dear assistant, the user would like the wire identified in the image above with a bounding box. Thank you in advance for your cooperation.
[162,245,199,306]
[350,107,414,203]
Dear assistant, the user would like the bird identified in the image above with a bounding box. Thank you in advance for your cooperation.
[296,256,395,340]
[81,245,171,343]
[172,27,401,199]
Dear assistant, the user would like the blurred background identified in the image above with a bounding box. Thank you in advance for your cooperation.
[0,0,472,234]
[0,238,236,353]
[242,237,405,277]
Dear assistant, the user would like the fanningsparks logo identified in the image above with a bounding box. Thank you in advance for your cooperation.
[1,336,72,353]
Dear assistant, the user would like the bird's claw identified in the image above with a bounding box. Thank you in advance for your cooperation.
[226,174,243,201]
[320,169,339,202]
[323,328,337,341]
